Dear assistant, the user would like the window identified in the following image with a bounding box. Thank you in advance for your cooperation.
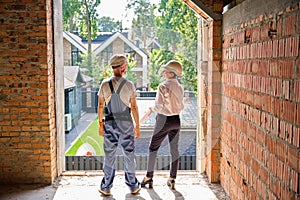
[71,45,82,66]
[100,44,112,66]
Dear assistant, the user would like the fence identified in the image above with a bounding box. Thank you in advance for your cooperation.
[81,89,197,113]
[66,155,196,170]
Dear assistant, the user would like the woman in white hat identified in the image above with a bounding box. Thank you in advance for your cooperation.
[141,60,184,189]
[97,54,141,196]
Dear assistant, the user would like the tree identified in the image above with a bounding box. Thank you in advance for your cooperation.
[62,0,101,77]
[98,16,121,32]
[155,0,198,91]
[79,0,101,73]
[62,0,80,32]
[148,49,173,90]
[127,0,156,49]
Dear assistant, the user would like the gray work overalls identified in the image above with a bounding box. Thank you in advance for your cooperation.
[100,78,139,191]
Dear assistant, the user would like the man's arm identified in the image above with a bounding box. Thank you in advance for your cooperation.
[130,97,140,139]
[97,96,105,136]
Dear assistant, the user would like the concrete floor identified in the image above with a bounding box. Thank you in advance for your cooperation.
[0,171,229,200]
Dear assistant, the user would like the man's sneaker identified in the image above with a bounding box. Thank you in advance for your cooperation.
[130,183,141,195]
[98,188,111,196]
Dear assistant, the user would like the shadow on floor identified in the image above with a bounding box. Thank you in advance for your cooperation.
[0,171,230,200]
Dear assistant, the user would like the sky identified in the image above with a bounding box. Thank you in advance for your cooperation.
[97,0,160,28]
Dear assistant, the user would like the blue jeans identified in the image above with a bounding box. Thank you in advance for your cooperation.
[101,119,139,191]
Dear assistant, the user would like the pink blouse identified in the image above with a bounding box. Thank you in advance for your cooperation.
[152,79,184,116]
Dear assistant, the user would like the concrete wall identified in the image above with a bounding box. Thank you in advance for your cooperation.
[221,0,299,199]
[0,0,58,184]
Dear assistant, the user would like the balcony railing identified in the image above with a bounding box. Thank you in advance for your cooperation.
[66,155,196,170]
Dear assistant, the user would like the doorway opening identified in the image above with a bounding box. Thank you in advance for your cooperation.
[54,0,220,179]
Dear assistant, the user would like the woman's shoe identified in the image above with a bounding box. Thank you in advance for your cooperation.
[167,179,175,189]
[141,177,153,188]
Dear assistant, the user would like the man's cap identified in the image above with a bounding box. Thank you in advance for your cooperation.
[109,54,127,69]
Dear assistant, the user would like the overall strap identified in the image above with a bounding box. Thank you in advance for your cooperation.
[108,79,114,93]
[116,79,127,94]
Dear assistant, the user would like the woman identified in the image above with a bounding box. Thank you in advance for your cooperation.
[97,54,141,196]
[141,60,184,189]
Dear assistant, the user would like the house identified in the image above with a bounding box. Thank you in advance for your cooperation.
[63,31,149,89]
[63,32,87,66]
[64,66,92,131]
[145,37,161,52]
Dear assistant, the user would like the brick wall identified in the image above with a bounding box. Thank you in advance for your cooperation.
[221,0,299,199]
[63,38,72,65]
[0,0,57,184]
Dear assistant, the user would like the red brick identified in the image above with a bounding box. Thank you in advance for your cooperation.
[262,41,268,58]
[288,147,298,171]
[291,36,299,57]
[282,100,296,123]
[272,39,279,58]
[276,79,282,97]
[276,140,287,162]
[291,169,299,193]
[273,97,283,117]
[284,14,297,36]
[278,39,285,57]
[297,59,300,79]
[269,60,279,77]
[280,60,294,79]
[285,37,293,57]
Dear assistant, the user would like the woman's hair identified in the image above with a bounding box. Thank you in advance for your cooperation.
[169,71,177,78]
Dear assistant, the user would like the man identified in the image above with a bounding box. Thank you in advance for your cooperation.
[97,54,141,196]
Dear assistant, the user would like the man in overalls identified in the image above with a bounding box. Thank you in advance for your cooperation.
[97,54,141,196]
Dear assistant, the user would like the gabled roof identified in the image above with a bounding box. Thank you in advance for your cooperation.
[64,66,91,89]
[93,32,148,59]
[146,37,161,49]
[83,33,113,44]
[63,32,87,53]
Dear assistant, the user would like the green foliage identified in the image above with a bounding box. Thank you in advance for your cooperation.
[125,55,137,83]
[174,55,197,92]
[127,0,156,46]
[62,0,101,71]
[80,52,103,86]
[128,0,198,92]
[62,0,80,32]
[98,16,121,32]
[77,0,101,40]
[154,0,198,92]
[98,62,112,85]
[62,0,100,39]
[148,49,173,90]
